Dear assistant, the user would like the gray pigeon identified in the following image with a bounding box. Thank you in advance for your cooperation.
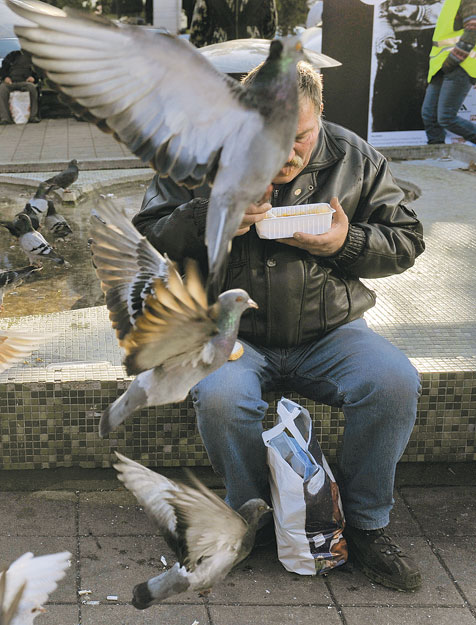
[90,199,257,437]
[113,452,271,608]
[24,182,49,220]
[42,159,79,194]
[5,214,65,267]
[44,201,73,240]
[0,551,71,625]
[0,265,41,311]
[17,205,40,231]
[0,328,55,375]
[7,0,313,293]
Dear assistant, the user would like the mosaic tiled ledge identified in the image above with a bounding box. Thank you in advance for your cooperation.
[0,307,475,470]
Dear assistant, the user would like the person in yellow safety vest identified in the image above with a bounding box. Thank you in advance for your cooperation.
[421,0,476,144]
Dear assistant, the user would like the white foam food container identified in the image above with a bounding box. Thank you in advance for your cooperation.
[255,203,335,239]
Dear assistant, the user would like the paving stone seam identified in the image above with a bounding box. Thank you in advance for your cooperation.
[397,487,476,618]
[322,577,347,625]
[73,491,84,624]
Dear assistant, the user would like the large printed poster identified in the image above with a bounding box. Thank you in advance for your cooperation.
[365,0,476,146]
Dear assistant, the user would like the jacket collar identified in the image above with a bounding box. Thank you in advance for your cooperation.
[301,119,346,173]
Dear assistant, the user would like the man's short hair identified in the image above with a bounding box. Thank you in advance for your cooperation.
[242,61,323,117]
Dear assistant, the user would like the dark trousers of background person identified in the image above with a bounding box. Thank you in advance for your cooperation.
[372,28,433,132]
[0,81,39,123]
[421,67,476,144]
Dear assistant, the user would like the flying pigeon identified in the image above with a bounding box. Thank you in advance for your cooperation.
[42,159,79,193]
[0,551,71,625]
[7,0,315,294]
[0,328,55,374]
[89,199,257,437]
[113,452,271,608]
[0,266,41,311]
[24,182,49,220]
[2,214,65,267]
[44,201,73,240]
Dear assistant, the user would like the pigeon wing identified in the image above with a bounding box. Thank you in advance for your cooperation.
[0,330,54,375]
[121,267,217,376]
[9,0,264,187]
[168,471,249,571]
[113,452,181,556]
[90,199,171,342]
[1,551,71,625]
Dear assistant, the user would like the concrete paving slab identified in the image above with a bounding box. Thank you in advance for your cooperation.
[432,537,476,604]
[0,491,76,536]
[79,535,202,605]
[342,606,476,625]
[78,490,155,536]
[388,491,423,536]
[36,605,80,625]
[208,605,342,625]
[207,546,332,605]
[81,603,210,624]
[0,536,77,602]
[327,537,463,606]
[400,486,476,537]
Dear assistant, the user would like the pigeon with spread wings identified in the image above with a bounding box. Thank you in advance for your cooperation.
[0,551,71,625]
[7,0,313,294]
[90,200,257,437]
[113,452,271,608]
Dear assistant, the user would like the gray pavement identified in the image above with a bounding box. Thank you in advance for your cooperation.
[0,463,475,625]
[1,119,476,625]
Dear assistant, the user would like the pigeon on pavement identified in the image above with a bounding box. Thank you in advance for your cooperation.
[113,452,271,608]
[17,205,41,231]
[7,0,314,294]
[42,159,79,193]
[0,328,55,374]
[0,266,41,311]
[2,213,65,266]
[44,201,73,240]
[0,551,71,625]
[89,199,257,437]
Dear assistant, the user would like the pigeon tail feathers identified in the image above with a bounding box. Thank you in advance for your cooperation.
[132,563,190,609]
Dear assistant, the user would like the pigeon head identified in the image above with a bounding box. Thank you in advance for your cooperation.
[69,159,78,167]
[237,498,272,527]
[15,213,35,234]
[216,288,258,323]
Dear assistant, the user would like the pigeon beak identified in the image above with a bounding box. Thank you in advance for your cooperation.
[295,41,303,52]
[248,298,258,309]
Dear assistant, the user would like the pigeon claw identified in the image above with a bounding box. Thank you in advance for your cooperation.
[132,581,154,610]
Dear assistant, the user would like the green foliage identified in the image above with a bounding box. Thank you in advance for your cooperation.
[276,0,308,36]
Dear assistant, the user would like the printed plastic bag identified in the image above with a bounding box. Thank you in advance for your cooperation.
[9,91,31,124]
[262,397,347,575]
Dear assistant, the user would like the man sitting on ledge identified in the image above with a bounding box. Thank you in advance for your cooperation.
[133,62,426,592]
[0,49,40,124]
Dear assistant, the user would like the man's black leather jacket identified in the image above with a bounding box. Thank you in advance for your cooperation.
[133,120,425,348]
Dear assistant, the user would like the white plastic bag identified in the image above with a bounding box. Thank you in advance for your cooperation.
[262,397,347,575]
[9,91,31,124]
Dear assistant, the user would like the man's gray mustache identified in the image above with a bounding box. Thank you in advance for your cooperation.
[284,156,304,168]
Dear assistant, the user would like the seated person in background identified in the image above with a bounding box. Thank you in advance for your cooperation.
[0,49,40,124]
[133,62,425,592]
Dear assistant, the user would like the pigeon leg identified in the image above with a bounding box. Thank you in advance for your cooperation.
[99,371,151,437]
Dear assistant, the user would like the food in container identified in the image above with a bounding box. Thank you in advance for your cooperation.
[255,203,335,239]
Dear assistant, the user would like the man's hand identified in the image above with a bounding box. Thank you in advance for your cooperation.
[234,184,273,237]
[277,197,349,256]
[4,77,12,85]
[26,76,35,83]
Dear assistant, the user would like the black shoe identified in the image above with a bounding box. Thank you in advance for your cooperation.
[344,526,421,592]
[29,116,41,123]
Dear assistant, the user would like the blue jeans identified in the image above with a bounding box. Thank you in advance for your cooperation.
[421,67,476,144]
[191,318,421,530]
